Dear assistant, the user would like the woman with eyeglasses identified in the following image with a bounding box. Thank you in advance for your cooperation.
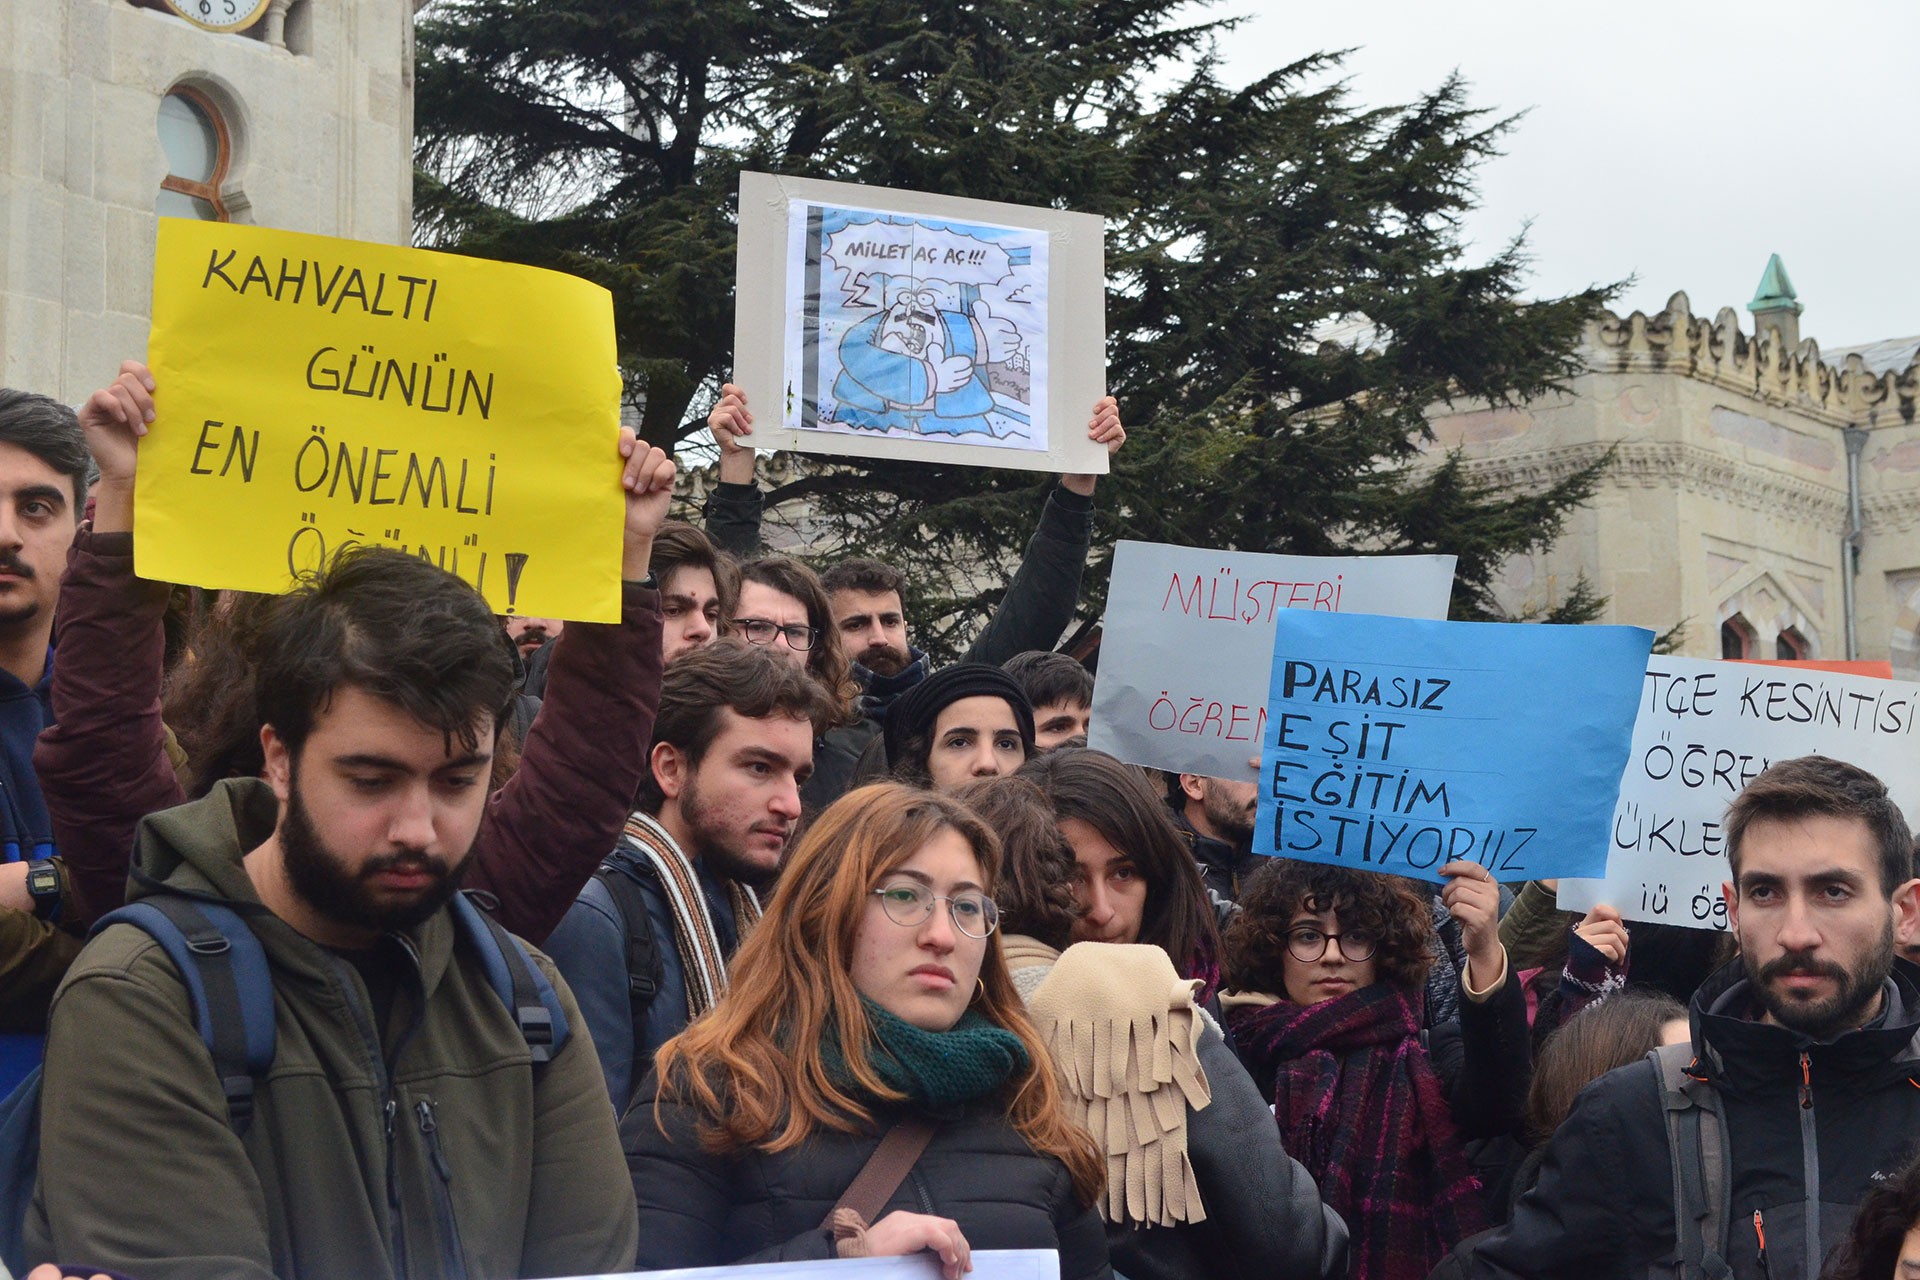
[730,555,867,809]
[1219,858,1530,1280]
[622,782,1110,1280]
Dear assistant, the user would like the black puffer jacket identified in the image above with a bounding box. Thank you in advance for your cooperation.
[1109,1022,1348,1280]
[622,1072,1111,1279]
[1456,959,1920,1280]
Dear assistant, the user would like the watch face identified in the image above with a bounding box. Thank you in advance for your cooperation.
[27,864,58,895]
[161,0,271,33]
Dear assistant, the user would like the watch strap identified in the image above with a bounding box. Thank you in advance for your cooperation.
[26,857,63,923]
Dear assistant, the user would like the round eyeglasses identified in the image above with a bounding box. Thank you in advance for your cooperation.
[734,617,821,652]
[1286,926,1377,964]
[870,882,1000,939]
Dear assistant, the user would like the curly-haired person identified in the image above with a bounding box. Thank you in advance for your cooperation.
[1221,858,1530,1280]
[1824,1152,1920,1280]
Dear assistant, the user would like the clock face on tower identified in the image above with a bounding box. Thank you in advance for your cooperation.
[161,0,271,33]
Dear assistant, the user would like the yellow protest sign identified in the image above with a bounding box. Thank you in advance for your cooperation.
[140,219,624,621]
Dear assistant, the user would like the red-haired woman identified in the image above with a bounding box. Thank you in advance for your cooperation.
[1222,858,1530,1280]
[622,782,1110,1279]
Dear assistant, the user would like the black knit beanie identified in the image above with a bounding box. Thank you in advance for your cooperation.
[883,663,1037,769]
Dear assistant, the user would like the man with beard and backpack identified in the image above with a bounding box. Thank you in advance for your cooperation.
[21,547,637,1280]
[542,639,836,1108]
[1458,755,1920,1280]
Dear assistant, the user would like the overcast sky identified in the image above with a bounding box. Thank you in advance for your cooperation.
[1214,0,1919,350]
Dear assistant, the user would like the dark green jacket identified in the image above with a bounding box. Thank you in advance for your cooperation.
[28,779,637,1280]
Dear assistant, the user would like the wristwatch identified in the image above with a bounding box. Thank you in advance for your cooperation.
[25,859,61,923]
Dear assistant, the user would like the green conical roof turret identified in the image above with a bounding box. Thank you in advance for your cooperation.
[1748,254,1802,317]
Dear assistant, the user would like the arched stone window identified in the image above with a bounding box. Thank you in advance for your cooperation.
[157,86,232,221]
[1720,615,1757,660]
[1775,627,1810,661]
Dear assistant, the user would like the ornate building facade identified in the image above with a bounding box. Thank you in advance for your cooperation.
[1,0,416,401]
[1428,261,1920,674]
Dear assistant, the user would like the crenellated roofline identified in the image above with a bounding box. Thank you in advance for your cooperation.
[1589,291,1918,427]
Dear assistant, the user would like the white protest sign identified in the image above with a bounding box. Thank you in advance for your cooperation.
[1560,657,1920,931]
[556,1249,1059,1280]
[1087,540,1456,778]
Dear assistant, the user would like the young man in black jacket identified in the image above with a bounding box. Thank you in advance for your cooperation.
[1463,754,1920,1280]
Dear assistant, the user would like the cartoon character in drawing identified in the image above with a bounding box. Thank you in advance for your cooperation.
[830,286,1022,436]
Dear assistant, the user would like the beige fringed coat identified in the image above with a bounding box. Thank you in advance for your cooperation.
[1021,940,1349,1280]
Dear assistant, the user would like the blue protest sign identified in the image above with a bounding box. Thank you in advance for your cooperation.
[1253,611,1654,882]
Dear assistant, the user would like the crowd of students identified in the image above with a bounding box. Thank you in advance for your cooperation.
[4,363,1920,1280]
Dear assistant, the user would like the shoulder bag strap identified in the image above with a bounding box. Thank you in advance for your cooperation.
[820,1116,939,1230]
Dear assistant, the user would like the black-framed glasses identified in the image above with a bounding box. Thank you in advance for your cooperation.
[1286,926,1377,964]
[734,617,821,651]
[871,882,1000,939]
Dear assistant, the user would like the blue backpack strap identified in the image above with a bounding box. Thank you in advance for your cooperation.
[93,898,276,1134]
[0,1064,45,1276]
[451,891,569,1064]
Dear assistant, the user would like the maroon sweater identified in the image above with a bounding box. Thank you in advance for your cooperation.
[36,527,663,943]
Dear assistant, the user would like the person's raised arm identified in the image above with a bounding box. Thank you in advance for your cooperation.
[1439,860,1530,1140]
[463,430,671,943]
[962,396,1125,666]
[1059,395,1123,498]
[35,361,184,923]
[702,383,763,558]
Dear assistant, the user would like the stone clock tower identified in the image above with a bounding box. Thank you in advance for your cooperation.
[0,0,418,400]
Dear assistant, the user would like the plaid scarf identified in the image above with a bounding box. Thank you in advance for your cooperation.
[1228,984,1487,1280]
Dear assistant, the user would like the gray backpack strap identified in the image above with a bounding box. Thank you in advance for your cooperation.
[1651,1042,1731,1280]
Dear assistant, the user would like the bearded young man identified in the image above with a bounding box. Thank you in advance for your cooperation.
[1166,767,1259,903]
[1464,754,1920,1280]
[27,547,638,1280]
[542,639,835,1106]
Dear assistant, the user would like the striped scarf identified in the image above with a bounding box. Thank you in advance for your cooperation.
[1227,983,1487,1280]
[619,812,762,1019]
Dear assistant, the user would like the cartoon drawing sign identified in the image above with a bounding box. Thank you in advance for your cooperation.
[785,205,1049,452]
[736,172,1108,475]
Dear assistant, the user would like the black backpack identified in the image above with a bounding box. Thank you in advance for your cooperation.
[0,889,569,1275]
[591,845,666,1068]
[1652,1041,1732,1280]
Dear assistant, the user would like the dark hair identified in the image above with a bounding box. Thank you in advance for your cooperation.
[1002,650,1093,712]
[253,546,516,760]
[820,556,908,601]
[1825,1150,1920,1280]
[1224,859,1435,997]
[0,389,90,513]
[737,555,862,729]
[886,664,1036,788]
[1726,755,1912,895]
[636,638,838,812]
[651,520,738,617]
[1526,991,1686,1145]
[168,591,276,796]
[1018,747,1220,978]
[953,776,1080,952]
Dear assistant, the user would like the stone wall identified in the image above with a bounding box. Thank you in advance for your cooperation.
[1426,292,1920,672]
[0,0,413,401]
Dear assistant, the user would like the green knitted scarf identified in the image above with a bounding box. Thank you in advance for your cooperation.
[824,997,1031,1111]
